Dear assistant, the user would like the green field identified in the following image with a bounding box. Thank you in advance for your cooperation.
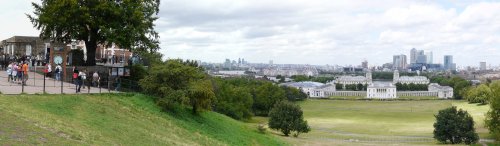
[0,94,285,145]
[282,99,491,145]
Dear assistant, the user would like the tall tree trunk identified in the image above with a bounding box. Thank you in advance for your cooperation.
[85,30,98,66]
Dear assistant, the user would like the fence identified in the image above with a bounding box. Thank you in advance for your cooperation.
[0,66,141,94]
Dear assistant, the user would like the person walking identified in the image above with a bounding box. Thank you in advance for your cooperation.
[73,66,78,86]
[55,64,62,81]
[6,62,12,82]
[22,62,29,85]
[12,63,18,83]
[46,63,52,79]
[81,70,87,89]
[17,62,23,84]
[76,70,85,93]
[92,71,100,87]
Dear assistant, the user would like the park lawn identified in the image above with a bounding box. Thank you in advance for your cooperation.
[282,99,491,145]
[0,94,286,146]
[398,96,440,100]
[327,96,364,100]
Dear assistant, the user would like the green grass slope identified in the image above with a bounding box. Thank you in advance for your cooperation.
[0,94,285,146]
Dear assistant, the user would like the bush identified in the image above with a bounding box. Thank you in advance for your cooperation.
[268,101,310,137]
[433,106,479,144]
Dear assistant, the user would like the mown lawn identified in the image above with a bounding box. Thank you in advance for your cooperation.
[0,94,286,146]
[279,99,491,145]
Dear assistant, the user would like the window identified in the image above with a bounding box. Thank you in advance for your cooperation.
[26,45,32,56]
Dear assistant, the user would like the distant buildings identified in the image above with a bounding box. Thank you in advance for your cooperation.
[425,52,433,64]
[444,55,455,71]
[335,72,372,85]
[392,54,407,70]
[480,62,486,71]
[361,60,368,69]
[393,70,429,84]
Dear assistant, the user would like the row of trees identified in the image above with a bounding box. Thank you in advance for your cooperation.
[212,77,308,119]
[394,83,428,91]
[335,83,367,91]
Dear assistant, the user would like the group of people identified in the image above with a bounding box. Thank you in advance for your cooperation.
[6,61,30,85]
[72,67,100,93]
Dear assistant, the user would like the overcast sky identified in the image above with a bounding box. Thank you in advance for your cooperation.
[1,0,500,67]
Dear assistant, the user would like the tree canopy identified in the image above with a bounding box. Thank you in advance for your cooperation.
[268,101,310,137]
[28,0,160,65]
[433,106,479,144]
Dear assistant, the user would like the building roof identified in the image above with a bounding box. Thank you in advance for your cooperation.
[368,82,395,88]
[282,81,325,88]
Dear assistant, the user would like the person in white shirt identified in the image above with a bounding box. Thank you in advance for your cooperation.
[55,64,62,81]
[6,62,13,82]
[92,71,100,87]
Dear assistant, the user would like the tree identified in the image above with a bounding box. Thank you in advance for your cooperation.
[139,59,206,111]
[28,0,160,65]
[433,106,479,144]
[188,80,215,114]
[356,83,363,91]
[281,86,308,101]
[268,101,310,137]
[253,83,286,116]
[486,81,500,140]
[465,84,491,104]
[213,79,254,120]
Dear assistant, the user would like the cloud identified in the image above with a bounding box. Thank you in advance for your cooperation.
[2,0,500,67]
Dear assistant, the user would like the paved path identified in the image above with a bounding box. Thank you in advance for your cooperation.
[0,70,116,94]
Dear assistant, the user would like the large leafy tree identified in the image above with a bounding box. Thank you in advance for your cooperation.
[253,83,286,116]
[486,81,500,140]
[28,0,160,65]
[433,106,479,144]
[268,101,310,137]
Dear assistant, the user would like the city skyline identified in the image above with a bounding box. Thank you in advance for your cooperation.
[1,0,500,66]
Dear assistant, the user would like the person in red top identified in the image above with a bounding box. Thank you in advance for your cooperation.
[22,62,29,85]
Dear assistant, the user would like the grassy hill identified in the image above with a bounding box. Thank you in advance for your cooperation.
[0,94,286,145]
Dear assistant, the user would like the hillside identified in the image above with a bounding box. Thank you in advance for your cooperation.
[0,94,286,145]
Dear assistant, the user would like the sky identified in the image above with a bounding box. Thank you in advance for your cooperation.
[1,0,500,67]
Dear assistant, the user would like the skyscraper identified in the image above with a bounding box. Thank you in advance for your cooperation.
[480,62,486,70]
[415,50,427,64]
[410,48,417,64]
[362,60,368,69]
[393,54,407,70]
[425,52,433,64]
[444,55,453,70]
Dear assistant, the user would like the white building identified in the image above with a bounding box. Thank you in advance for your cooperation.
[428,83,454,98]
[336,72,372,85]
[367,83,397,98]
[393,70,429,84]
[281,81,335,98]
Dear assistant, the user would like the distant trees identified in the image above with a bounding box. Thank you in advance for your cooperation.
[395,83,428,91]
[268,101,310,137]
[486,81,500,140]
[433,106,479,144]
[464,84,492,104]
